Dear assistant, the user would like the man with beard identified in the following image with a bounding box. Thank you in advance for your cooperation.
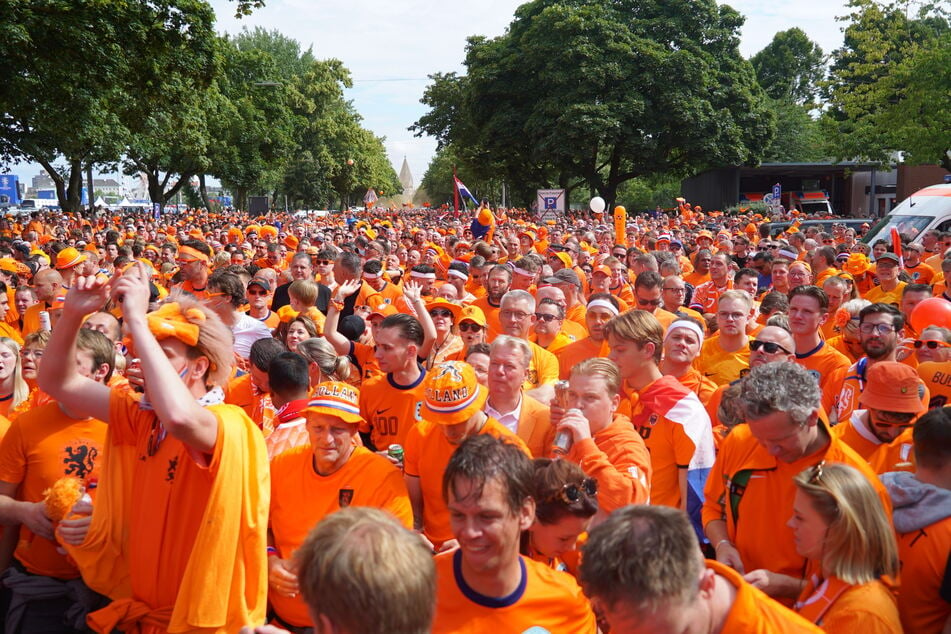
[470,265,511,341]
[403,361,527,551]
[824,303,930,425]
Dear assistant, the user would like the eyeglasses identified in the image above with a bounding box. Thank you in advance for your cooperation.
[859,323,896,336]
[459,322,483,332]
[429,308,454,318]
[914,339,951,349]
[750,340,792,355]
[546,478,598,505]
[500,310,531,321]
[637,297,662,307]
[717,311,746,321]
[535,312,560,322]
[662,287,686,293]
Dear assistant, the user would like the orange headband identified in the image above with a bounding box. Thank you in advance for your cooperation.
[177,245,210,265]
[147,302,205,346]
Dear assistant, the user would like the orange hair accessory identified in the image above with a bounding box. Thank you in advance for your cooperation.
[147,302,205,346]
[833,307,852,329]
[44,475,84,522]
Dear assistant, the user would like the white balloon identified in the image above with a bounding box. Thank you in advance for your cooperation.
[589,196,606,213]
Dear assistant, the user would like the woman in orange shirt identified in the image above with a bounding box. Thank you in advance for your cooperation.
[790,462,902,633]
[0,337,28,418]
[521,458,598,579]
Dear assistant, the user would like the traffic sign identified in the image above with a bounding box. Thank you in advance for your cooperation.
[772,183,781,201]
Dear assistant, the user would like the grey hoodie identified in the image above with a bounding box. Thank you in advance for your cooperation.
[881,470,951,533]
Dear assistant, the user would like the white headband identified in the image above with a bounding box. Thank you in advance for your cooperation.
[586,298,620,316]
[513,267,534,277]
[665,319,705,346]
[410,271,437,280]
[448,269,468,280]
[362,272,381,279]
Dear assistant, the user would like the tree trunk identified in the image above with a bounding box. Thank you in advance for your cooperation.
[85,163,94,216]
[198,173,211,211]
[65,160,84,214]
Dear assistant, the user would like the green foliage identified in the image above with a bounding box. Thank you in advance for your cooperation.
[750,28,825,105]
[413,0,774,208]
[822,0,950,168]
[615,175,683,213]
[760,99,827,163]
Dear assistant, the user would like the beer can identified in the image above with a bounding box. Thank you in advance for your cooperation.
[387,444,404,463]
[553,380,570,410]
[39,310,51,331]
[552,408,583,457]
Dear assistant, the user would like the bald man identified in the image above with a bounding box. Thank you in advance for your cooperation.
[23,269,63,336]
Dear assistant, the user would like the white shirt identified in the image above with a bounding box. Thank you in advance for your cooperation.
[232,313,273,359]
[484,393,524,435]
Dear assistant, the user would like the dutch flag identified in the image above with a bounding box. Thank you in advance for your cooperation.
[454,176,480,207]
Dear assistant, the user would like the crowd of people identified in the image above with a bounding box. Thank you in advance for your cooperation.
[0,200,945,633]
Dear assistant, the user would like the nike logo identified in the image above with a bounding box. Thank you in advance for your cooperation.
[704,373,717,377]
[376,408,391,415]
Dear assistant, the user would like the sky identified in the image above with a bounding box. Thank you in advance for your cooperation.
[4,0,852,190]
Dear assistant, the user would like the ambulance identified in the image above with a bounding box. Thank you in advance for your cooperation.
[863,183,951,245]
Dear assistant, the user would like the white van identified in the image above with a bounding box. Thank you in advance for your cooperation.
[864,183,951,245]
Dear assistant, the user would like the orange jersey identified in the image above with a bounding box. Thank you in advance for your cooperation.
[268,445,412,626]
[863,281,906,306]
[690,279,733,314]
[795,340,851,395]
[795,575,900,632]
[563,415,651,512]
[358,366,427,450]
[104,390,269,626]
[831,411,887,461]
[431,550,596,634]
[694,336,750,386]
[0,402,106,578]
[224,373,276,431]
[711,560,823,632]
[903,262,936,285]
[892,504,951,634]
[867,427,916,475]
[469,296,503,341]
[672,367,719,406]
[703,423,890,598]
[825,359,930,427]
[684,270,711,288]
[403,417,528,546]
[525,341,559,390]
[348,340,382,384]
[557,337,608,380]
[917,361,951,410]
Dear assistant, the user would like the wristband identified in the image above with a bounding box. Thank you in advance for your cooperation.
[714,539,732,551]
[266,546,278,556]
[331,300,344,311]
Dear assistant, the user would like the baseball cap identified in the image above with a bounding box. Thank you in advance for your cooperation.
[303,381,363,424]
[552,268,581,287]
[368,303,399,319]
[553,252,572,268]
[876,252,900,265]
[247,278,270,292]
[55,247,87,270]
[458,305,487,327]
[591,265,612,277]
[423,361,487,425]
[859,362,925,414]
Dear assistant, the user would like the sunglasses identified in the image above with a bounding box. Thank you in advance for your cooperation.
[535,312,559,322]
[429,308,454,318]
[247,289,268,296]
[914,339,950,349]
[637,298,661,307]
[546,478,599,505]
[316,259,333,266]
[459,322,483,332]
[749,340,792,354]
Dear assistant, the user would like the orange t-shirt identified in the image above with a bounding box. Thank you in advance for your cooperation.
[831,411,886,461]
[563,415,650,513]
[895,513,951,634]
[917,361,951,410]
[557,337,608,380]
[694,336,750,386]
[795,340,851,395]
[358,366,427,451]
[403,417,528,547]
[107,390,233,613]
[674,367,719,406]
[431,550,596,634]
[795,575,901,633]
[348,340,382,385]
[268,445,412,626]
[224,373,276,431]
[0,403,106,578]
[469,296,503,342]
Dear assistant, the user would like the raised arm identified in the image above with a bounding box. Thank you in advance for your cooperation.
[403,281,436,359]
[38,275,113,423]
[324,279,362,356]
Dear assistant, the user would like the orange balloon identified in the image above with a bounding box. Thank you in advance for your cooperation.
[910,297,951,333]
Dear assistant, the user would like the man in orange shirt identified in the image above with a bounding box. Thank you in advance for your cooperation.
[605,312,714,526]
[404,361,527,551]
[0,328,114,632]
[902,242,936,285]
[171,239,212,299]
[659,318,717,405]
[632,271,678,330]
[431,434,595,633]
[694,290,751,386]
[266,381,412,630]
[788,286,851,394]
[554,357,652,514]
[580,505,822,633]
[557,293,618,379]
[39,263,269,633]
[882,407,951,634]
[703,363,888,604]
[684,248,712,288]
[470,265,511,341]
[690,253,733,328]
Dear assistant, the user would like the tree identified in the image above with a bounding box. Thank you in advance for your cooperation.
[750,28,825,105]
[822,0,949,167]
[412,0,774,208]
[760,99,827,163]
